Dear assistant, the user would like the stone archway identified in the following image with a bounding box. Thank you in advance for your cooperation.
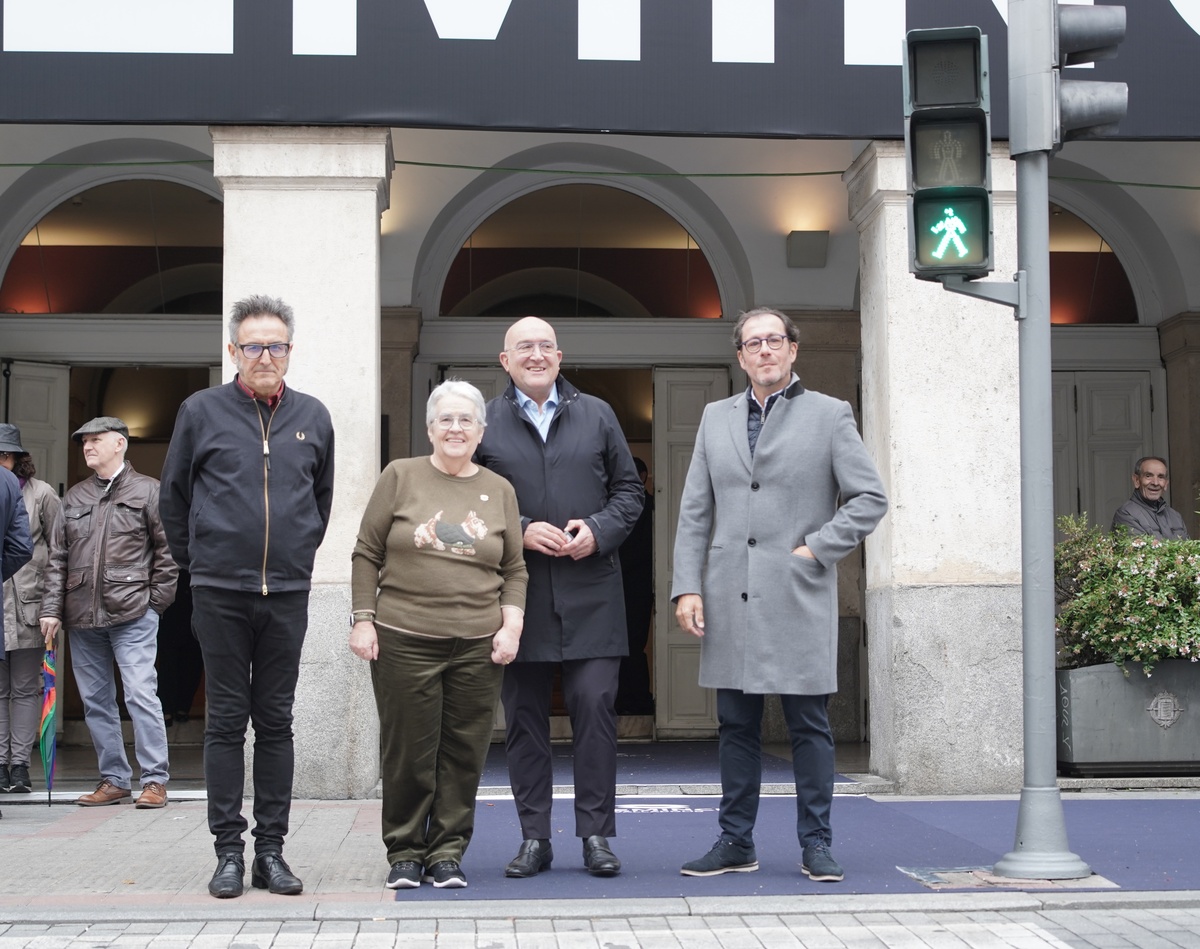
[411,142,754,320]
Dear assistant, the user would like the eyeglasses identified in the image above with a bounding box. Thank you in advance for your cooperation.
[508,340,557,357]
[434,415,479,431]
[738,334,789,354]
[235,342,292,359]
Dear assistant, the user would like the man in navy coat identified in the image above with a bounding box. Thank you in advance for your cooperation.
[475,316,643,878]
[672,307,887,883]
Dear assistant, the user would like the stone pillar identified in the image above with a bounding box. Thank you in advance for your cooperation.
[381,306,422,462]
[845,141,1024,793]
[212,126,393,798]
[1158,313,1200,540]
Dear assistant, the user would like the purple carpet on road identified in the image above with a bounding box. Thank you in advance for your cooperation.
[393,795,1200,901]
[481,740,801,787]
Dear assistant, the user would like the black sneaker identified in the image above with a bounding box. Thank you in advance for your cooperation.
[8,764,31,793]
[385,860,422,889]
[801,842,844,882]
[0,764,9,792]
[423,860,467,888]
[680,838,759,876]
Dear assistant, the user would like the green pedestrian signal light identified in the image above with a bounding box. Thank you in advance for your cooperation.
[903,27,993,280]
[912,192,989,270]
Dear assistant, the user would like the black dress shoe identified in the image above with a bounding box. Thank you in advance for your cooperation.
[504,839,553,878]
[583,835,621,876]
[251,852,303,895]
[208,853,245,899]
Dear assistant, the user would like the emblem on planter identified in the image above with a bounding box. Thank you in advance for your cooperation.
[1146,691,1185,729]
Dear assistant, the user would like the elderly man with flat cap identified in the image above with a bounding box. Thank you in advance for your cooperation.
[41,417,178,808]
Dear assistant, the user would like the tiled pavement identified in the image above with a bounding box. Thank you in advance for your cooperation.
[4,904,1200,949]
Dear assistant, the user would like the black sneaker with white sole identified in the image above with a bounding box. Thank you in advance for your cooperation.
[423,860,467,888]
[385,860,422,889]
[801,842,844,882]
[680,838,759,876]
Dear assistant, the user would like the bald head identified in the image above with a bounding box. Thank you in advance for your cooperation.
[500,316,562,407]
[503,316,556,351]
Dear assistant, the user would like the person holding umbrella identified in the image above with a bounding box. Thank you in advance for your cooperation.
[0,424,59,794]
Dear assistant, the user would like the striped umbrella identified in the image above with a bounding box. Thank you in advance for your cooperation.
[39,648,56,806]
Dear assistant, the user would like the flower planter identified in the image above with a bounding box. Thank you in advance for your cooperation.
[1057,660,1200,776]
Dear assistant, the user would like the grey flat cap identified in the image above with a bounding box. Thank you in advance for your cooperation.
[72,416,129,443]
[0,423,24,453]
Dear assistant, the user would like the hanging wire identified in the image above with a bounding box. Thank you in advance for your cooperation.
[574,186,583,319]
[33,223,53,314]
[1084,231,1107,324]
[146,181,169,314]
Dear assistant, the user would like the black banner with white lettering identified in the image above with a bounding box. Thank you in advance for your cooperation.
[0,0,1194,139]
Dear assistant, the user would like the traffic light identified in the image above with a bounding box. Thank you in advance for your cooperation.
[903,27,993,280]
[1056,4,1127,144]
[1009,2,1127,156]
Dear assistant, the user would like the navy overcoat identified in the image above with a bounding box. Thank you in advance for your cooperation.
[476,378,644,662]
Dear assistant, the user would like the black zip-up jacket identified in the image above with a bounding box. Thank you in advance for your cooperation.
[159,379,335,594]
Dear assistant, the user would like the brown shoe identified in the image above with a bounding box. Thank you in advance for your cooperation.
[77,779,132,807]
[135,782,168,809]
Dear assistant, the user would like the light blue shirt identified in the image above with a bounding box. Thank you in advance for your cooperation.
[515,383,559,442]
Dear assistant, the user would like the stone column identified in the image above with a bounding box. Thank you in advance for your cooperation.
[1158,312,1200,540]
[381,306,422,462]
[212,126,393,798]
[845,141,1024,793]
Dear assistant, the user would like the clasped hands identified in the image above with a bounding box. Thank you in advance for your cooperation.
[522,519,597,560]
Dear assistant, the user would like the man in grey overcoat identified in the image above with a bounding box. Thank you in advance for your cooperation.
[671,307,887,883]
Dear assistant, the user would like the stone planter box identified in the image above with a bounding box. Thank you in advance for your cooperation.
[1057,660,1200,776]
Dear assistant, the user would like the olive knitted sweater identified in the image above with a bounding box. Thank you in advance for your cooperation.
[351,458,527,638]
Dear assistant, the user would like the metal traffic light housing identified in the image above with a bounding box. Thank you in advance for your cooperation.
[903,27,993,280]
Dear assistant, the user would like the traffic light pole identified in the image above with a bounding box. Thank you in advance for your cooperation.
[993,148,1090,879]
[907,1,1125,877]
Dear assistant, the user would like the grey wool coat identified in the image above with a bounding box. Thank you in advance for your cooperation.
[670,379,887,696]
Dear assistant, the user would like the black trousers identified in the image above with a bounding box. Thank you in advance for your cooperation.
[501,657,620,840]
[191,587,309,856]
[716,689,835,850]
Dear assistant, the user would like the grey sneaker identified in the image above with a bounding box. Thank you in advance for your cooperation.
[385,860,422,889]
[423,860,467,888]
[801,842,844,882]
[680,838,759,876]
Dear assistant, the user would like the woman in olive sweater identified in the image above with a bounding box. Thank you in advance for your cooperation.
[349,380,527,891]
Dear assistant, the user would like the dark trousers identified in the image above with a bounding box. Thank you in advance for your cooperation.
[502,657,620,839]
[191,587,309,856]
[716,689,835,850]
[372,629,501,867]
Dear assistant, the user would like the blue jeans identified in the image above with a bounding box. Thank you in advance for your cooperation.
[716,689,834,850]
[69,610,169,789]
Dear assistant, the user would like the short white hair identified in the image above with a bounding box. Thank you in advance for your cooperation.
[427,379,488,428]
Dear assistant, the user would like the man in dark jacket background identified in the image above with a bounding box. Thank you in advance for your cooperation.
[475,316,643,879]
[159,294,335,900]
[40,417,178,810]
[1111,456,1189,540]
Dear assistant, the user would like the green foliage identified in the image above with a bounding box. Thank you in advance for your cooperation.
[1055,514,1200,677]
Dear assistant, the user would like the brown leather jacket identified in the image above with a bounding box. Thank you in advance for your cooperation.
[41,462,178,630]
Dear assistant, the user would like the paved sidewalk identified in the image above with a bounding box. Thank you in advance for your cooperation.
[3,793,1200,947]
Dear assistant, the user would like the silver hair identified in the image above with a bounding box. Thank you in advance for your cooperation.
[427,379,488,428]
[228,294,296,344]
